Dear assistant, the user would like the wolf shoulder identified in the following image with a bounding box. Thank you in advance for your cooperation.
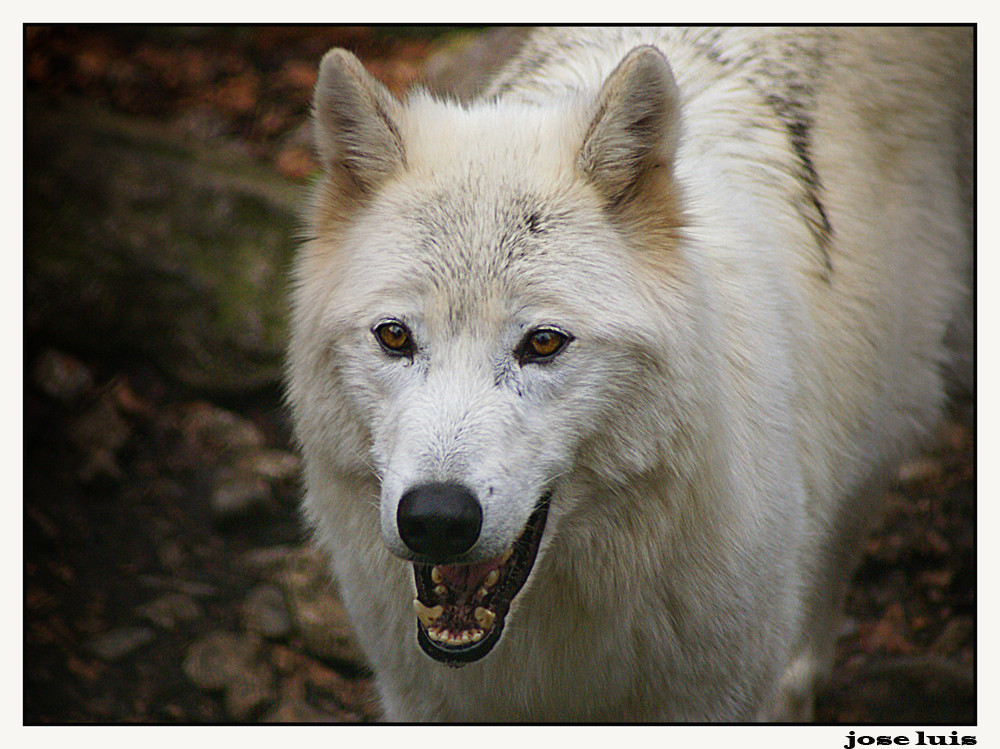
[488,27,971,104]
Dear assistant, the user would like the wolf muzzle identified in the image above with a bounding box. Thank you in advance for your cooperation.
[400,483,552,667]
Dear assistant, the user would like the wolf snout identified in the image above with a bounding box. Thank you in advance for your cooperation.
[396,482,483,559]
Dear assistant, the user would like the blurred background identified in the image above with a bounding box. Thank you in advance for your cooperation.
[23,25,974,723]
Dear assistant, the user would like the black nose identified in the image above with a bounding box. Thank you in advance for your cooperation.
[396,482,482,559]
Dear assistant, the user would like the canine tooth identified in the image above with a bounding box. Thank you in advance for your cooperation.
[434,584,447,596]
[431,566,444,584]
[474,607,496,630]
[413,600,444,626]
[484,570,500,587]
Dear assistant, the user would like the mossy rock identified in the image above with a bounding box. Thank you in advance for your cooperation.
[25,95,303,392]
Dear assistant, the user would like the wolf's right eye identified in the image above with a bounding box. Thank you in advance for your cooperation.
[373,321,414,357]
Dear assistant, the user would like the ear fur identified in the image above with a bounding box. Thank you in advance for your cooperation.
[579,46,681,205]
[312,48,405,195]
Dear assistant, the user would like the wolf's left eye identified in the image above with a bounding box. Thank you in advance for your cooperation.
[517,328,572,365]
[373,321,414,357]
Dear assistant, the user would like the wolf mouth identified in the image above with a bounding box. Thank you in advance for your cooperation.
[411,492,552,665]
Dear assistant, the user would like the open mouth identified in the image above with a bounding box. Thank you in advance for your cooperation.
[411,492,552,665]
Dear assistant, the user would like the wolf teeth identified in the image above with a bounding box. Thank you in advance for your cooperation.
[434,584,447,596]
[413,599,444,626]
[427,627,444,642]
[499,547,514,565]
[474,606,496,630]
[427,627,485,645]
[484,569,499,587]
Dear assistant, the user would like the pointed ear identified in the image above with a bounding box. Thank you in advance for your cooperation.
[312,48,405,195]
[578,46,681,205]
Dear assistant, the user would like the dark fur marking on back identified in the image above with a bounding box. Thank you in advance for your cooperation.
[754,41,834,281]
[680,33,835,282]
[525,211,544,234]
[764,91,834,279]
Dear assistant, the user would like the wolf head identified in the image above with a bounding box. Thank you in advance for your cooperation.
[289,46,698,664]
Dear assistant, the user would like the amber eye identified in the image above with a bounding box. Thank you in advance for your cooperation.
[373,321,414,356]
[517,327,572,365]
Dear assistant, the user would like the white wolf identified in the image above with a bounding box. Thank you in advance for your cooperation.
[287,27,972,721]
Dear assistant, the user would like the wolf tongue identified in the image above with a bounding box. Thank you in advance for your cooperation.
[437,560,496,589]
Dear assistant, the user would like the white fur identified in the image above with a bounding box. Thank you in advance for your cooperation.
[287,27,971,721]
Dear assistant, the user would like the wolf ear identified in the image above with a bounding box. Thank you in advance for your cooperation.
[312,48,405,195]
[578,46,681,205]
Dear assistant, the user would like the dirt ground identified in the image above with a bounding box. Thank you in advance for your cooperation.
[23,26,975,724]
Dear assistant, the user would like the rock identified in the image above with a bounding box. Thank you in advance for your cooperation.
[277,548,368,667]
[240,545,297,572]
[262,696,344,723]
[240,545,369,667]
[261,660,374,722]
[300,657,376,716]
[137,575,219,599]
[210,470,272,521]
[897,456,944,484]
[25,96,298,393]
[135,592,202,630]
[174,403,298,520]
[182,630,276,720]
[234,448,300,483]
[182,630,262,691]
[242,584,293,639]
[180,402,265,456]
[224,662,276,721]
[422,27,530,102]
[30,349,94,404]
[147,478,188,504]
[931,617,973,656]
[67,388,131,484]
[156,540,187,570]
[290,588,364,666]
[182,631,276,721]
[87,626,155,661]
